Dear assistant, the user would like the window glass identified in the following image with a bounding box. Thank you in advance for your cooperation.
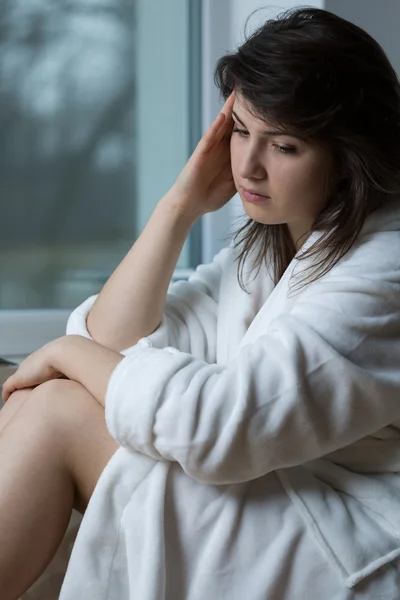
[0,0,200,309]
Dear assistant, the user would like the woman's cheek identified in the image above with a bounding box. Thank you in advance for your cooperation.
[230,138,238,176]
[230,135,235,157]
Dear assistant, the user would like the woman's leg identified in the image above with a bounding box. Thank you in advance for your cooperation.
[0,388,35,434]
[0,378,120,600]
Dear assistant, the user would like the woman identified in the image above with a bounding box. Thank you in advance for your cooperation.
[2,6,400,599]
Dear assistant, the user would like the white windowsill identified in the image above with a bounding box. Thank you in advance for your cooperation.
[0,268,194,358]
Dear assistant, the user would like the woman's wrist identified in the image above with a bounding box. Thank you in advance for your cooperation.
[161,186,204,224]
[49,335,78,376]
[51,335,124,406]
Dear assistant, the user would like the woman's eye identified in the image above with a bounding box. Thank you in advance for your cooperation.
[232,129,296,154]
[274,144,296,154]
[232,127,248,136]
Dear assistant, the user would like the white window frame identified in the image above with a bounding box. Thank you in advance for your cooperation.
[0,0,231,357]
[201,0,240,265]
[2,0,320,357]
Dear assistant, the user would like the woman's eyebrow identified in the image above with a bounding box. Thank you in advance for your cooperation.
[231,109,293,137]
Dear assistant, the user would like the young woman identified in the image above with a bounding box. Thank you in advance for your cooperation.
[2,6,400,599]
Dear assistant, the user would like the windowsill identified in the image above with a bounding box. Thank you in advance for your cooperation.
[0,268,195,358]
[0,360,22,412]
[0,364,18,385]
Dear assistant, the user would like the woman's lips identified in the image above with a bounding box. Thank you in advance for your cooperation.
[241,187,271,204]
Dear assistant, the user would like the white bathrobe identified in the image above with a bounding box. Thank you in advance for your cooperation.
[26,198,400,599]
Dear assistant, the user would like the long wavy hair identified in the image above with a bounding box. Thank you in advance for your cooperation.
[214,6,400,294]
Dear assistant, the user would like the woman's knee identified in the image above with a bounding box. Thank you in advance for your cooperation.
[29,379,120,512]
[5,387,35,404]
[30,379,102,428]
[32,378,94,405]
[3,387,35,410]
[0,387,36,433]
[7,379,104,463]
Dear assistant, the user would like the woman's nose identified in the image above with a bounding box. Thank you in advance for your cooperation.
[238,149,266,180]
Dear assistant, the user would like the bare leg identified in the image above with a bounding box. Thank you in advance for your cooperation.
[0,388,35,434]
[0,379,119,600]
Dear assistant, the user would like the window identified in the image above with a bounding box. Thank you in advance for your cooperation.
[0,0,204,356]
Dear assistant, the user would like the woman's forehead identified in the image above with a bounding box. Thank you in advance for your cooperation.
[231,94,332,155]
[232,102,285,132]
[232,94,292,133]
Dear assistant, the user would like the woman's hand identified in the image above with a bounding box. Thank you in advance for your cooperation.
[170,89,237,219]
[2,335,124,408]
[2,338,67,403]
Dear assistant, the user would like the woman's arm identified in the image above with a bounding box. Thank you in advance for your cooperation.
[86,91,236,353]
[1,335,123,406]
[53,335,124,407]
[86,193,197,353]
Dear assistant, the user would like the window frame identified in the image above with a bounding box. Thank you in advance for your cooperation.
[0,0,234,358]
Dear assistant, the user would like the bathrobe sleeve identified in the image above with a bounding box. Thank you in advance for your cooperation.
[104,241,400,484]
[66,245,232,363]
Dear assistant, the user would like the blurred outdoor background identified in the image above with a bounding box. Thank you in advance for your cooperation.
[0,0,200,308]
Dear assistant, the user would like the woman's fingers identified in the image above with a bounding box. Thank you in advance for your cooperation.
[2,379,15,403]
[221,89,236,119]
[197,113,224,153]
[215,90,236,142]
[198,89,236,152]
[215,113,234,143]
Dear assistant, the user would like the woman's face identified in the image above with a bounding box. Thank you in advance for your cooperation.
[230,94,334,249]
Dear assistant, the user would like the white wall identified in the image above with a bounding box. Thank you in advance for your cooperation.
[231,0,324,48]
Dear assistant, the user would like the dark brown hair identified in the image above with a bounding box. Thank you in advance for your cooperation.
[214,6,400,293]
